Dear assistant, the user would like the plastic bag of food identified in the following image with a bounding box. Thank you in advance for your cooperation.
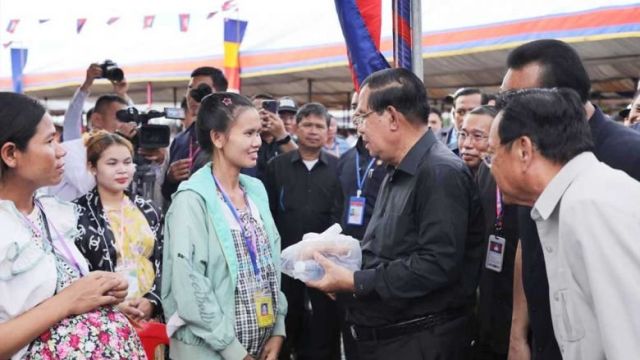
[281,224,362,282]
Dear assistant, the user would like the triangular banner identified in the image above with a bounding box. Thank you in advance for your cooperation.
[77,18,87,33]
[179,14,190,32]
[107,17,120,25]
[222,0,237,11]
[6,19,19,34]
[143,15,155,29]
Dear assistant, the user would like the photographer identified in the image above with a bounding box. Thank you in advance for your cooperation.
[48,63,167,204]
[252,94,298,182]
[63,62,133,142]
[161,66,228,203]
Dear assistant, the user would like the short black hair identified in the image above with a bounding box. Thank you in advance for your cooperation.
[361,68,430,124]
[295,102,330,126]
[452,88,482,106]
[196,92,254,154]
[252,93,275,101]
[506,39,591,103]
[191,66,228,92]
[94,94,127,116]
[0,92,46,177]
[86,107,94,123]
[180,97,188,110]
[429,107,442,117]
[469,105,498,118]
[481,93,497,105]
[496,88,593,164]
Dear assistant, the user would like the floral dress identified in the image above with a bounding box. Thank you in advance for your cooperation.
[25,208,146,360]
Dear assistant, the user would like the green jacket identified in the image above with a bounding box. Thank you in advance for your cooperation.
[161,163,287,360]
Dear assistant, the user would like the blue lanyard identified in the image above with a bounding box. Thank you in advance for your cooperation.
[212,173,260,277]
[355,152,376,197]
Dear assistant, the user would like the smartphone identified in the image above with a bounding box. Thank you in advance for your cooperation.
[164,107,185,120]
[262,100,279,114]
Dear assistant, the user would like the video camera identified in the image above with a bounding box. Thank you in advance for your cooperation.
[115,106,183,202]
[116,107,184,148]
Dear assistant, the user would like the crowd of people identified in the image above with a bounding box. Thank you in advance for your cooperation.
[0,38,639,360]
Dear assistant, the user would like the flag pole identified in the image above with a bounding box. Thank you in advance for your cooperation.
[411,0,423,81]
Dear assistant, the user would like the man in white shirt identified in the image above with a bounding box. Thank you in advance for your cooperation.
[485,88,640,360]
[47,94,132,201]
[62,63,133,142]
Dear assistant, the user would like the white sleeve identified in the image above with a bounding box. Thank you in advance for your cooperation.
[63,87,89,141]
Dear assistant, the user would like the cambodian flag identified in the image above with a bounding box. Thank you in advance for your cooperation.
[11,48,28,93]
[335,0,390,89]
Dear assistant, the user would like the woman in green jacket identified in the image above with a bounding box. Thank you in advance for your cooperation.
[162,92,287,360]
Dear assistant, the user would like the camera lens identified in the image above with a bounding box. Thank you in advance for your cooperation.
[105,67,124,82]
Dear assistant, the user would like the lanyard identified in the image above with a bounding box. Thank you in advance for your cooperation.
[355,152,376,198]
[188,139,201,170]
[212,173,260,278]
[19,200,84,275]
[495,185,504,232]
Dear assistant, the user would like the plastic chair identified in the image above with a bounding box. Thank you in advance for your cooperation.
[136,321,169,360]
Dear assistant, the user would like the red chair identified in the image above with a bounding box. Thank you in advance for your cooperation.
[136,321,169,360]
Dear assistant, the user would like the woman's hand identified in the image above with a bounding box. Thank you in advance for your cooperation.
[58,271,128,317]
[118,298,154,322]
[117,300,145,321]
[259,336,284,360]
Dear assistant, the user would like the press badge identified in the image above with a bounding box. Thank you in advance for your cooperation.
[485,235,506,272]
[347,196,366,226]
[254,290,275,328]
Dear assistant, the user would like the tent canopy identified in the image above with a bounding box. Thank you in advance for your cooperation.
[1,0,639,109]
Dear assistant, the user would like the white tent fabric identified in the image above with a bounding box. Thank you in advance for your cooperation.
[0,0,639,106]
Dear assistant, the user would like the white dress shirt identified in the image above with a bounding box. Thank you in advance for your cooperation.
[532,152,640,360]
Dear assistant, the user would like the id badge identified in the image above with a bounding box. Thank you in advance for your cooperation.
[347,196,366,226]
[485,235,506,272]
[254,290,275,328]
[116,264,139,299]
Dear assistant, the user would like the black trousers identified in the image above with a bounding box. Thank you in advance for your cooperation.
[337,299,359,360]
[355,315,468,360]
[279,276,340,360]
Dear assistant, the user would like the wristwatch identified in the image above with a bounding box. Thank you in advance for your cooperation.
[275,134,292,146]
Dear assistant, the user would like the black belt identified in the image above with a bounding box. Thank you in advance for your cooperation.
[349,308,467,342]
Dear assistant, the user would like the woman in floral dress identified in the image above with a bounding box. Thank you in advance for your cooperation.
[0,92,146,360]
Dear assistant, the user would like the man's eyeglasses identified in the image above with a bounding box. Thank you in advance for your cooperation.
[352,110,375,127]
[458,131,488,143]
